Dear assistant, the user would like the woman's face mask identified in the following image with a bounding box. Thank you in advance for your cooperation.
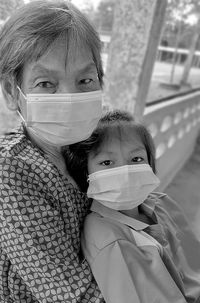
[17,88,103,146]
[87,164,160,210]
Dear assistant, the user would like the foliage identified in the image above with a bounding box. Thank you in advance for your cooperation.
[93,0,115,33]
[0,0,24,21]
[80,0,95,24]
[167,0,200,25]
[163,0,200,49]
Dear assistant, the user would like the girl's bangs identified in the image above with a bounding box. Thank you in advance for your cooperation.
[101,122,140,145]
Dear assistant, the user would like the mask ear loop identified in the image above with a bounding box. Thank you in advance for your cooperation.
[17,110,26,123]
[16,86,27,125]
[16,86,26,101]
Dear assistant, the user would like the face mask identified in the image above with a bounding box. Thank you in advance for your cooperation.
[87,164,160,210]
[17,88,103,146]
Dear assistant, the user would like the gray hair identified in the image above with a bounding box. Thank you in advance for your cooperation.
[0,0,103,86]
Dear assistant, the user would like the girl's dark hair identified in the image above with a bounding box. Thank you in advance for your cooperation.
[64,110,156,192]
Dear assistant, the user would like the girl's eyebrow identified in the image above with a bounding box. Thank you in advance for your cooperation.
[94,151,115,156]
[91,150,115,158]
[77,62,97,74]
[130,147,146,153]
[96,147,146,155]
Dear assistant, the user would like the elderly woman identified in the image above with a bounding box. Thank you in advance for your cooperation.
[0,1,105,302]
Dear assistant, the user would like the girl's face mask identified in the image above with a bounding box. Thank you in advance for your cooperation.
[87,164,160,210]
[17,87,103,146]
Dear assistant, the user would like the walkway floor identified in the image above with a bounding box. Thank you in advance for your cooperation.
[165,132,200,241]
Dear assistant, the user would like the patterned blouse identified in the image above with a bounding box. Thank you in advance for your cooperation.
[0,126,104,303]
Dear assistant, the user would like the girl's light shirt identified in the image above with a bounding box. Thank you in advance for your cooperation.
[82,196,200,303]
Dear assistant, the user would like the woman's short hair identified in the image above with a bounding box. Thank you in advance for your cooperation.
[0,0,103,86]
[65,110,156,192]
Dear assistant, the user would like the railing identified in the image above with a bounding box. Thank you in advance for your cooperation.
[144,91,200,190]
[100,35,200,68]
[157,46,200,68]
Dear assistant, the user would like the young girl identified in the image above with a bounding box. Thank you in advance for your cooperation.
[66,110,200,303]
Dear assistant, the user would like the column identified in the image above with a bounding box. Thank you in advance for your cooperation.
[104,0,167,120]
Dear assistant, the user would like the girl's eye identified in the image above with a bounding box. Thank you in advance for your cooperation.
[131,157,144,163]
[79,75,99,86]
[78,75,100,91]
[79,78,93,85]
[100,160,112,166]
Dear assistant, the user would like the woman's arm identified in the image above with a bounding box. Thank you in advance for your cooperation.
[0,183,102,302]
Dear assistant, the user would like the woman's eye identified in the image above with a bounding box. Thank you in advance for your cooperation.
[36,81,54,89]
[131,157,144,163]
[100,160,112,166]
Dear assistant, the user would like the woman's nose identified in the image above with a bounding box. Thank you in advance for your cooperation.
[58,82,78,94]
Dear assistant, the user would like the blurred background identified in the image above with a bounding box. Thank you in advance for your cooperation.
[0,0,200,133]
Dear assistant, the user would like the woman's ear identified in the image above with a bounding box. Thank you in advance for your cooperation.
[1,78,19,111]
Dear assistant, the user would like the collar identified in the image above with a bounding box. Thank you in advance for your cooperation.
[91,200,150,231]
[140,194,158,222]
[90,195,158,231]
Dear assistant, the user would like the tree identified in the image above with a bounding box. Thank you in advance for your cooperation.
[0,0,24,21]
[80,0,96,26]
[163,0,200,49]
[180,16,200,86]
[93,0,115,33]
[161,0,200,85]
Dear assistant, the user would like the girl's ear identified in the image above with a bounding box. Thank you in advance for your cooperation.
[1,78,19,111]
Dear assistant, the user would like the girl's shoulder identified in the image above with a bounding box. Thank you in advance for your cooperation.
[148,191,182,215]
[83,211,132,250]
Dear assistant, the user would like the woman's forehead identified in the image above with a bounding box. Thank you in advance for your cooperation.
[29,38,94,70]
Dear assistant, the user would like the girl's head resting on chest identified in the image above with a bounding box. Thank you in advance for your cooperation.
[66,110,156,192]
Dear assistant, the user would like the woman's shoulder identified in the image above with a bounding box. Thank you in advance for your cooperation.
[0,125,28,157]
[0,125,47,166]
[0,125,48,182]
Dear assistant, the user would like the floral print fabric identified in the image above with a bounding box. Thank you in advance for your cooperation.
[0,126,104,303]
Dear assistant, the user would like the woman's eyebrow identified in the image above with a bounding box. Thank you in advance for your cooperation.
[31,64,62,77]
[30,64,61,83]
[31,62,97,76]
